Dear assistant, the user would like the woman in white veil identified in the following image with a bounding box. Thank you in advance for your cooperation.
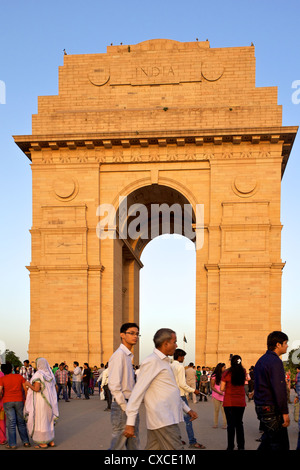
[24,358,59,448]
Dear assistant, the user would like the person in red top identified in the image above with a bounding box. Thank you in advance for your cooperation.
[0,366,7,445]
[0,362,30,449]
[220,355,246,450]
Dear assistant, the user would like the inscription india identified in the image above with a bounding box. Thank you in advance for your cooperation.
[135,65,176,78]
[131,62,200,85]
[109,60,213,86]
[90,57,224,87]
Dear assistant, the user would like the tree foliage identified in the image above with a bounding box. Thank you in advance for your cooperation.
[2,349,22,369]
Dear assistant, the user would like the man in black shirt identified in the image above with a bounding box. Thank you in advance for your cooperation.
[82,363,91,399]
[254,331,290,450]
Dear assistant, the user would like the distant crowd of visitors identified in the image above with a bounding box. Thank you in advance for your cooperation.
[0,328,299,451]
[0,359,108,449]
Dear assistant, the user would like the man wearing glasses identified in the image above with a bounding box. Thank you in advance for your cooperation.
[108,322,140,450]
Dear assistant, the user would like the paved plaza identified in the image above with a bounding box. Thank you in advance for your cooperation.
[1,388,298,451]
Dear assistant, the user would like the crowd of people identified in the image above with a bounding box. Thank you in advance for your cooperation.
[0,359,109,448]
[0,327,299,451]
[110,325,299,451]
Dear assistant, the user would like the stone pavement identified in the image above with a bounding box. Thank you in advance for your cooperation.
[1,388,299,451]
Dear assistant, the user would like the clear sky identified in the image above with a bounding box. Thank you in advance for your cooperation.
[0,0,299,365]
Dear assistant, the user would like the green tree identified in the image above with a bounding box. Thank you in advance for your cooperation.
[3,349,22,369]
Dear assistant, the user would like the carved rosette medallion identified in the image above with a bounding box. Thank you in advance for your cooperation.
[232,175,258,198]
[88,68,110,86]
[53,175,78,201]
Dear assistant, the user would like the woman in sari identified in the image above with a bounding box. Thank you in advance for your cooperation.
[24,358,59,448]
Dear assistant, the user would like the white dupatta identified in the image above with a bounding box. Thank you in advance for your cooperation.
[24,358,59,438]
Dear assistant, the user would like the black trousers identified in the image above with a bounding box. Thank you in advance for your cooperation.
[224,406,245,450]
[255,406,289,451]
[104,384,112,409]
[83,382,90,399]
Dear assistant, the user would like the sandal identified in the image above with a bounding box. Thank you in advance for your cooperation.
[34,444,48,449]
[5,444,17,449]
[189,442,206,449]
[24,442,31,447]
[48,441,56,447]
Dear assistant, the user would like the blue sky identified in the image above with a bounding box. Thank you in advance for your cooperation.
[0,0,299,365]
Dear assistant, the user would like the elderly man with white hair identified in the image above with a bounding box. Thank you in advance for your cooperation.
[124,328,198,450]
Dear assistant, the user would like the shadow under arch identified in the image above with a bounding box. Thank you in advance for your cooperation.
[112,176,199,215]
[113,182,198,260]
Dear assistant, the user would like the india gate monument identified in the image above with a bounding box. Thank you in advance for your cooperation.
[14,39,297,368]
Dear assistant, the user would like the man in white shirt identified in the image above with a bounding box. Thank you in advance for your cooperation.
[100,364,112,410]
[185,362,197,404]
[72,361,82,399]
[171,349,206,449]
[124,328,198,450]
[108,322,140,450]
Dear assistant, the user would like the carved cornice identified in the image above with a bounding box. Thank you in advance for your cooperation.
[204,262,285,272]
[26,264,106,273]
[26,265,90,272]
[13,126,298,176]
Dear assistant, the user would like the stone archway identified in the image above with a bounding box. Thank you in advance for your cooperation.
[14,39,297,368]
[107,182,199,362]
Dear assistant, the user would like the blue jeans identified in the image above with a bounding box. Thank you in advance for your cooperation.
[3,401,30,447]
[72,381,81,398]
[57,383,68,401]
[181,396,196,444]
[109,401,139,450]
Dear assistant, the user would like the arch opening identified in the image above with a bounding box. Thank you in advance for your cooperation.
[139,234,196,365]
[112,183,198,365]
[115,184,197,261]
